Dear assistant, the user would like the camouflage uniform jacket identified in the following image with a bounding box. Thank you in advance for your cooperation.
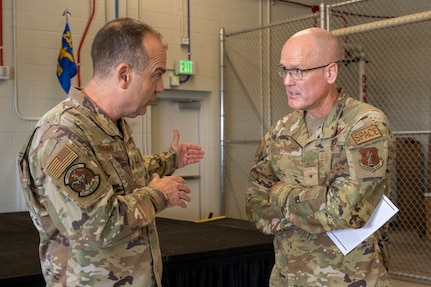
[246,91,395,287]
[18,88,178,287]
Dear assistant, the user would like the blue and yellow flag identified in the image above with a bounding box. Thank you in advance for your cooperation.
[57,22,77,93]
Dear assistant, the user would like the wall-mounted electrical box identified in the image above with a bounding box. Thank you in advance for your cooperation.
[175,60,195,75]
[170,75,180,87]
[181,37,190,46]
[0,66,10,80]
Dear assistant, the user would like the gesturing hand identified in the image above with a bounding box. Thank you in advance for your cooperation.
[170,128,205,168]
[149,173,191,208]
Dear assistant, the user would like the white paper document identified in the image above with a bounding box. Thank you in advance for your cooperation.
[327,195,399,255]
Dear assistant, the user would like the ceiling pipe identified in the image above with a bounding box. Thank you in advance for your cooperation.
[180,0,191,84]
[0,0,3,66]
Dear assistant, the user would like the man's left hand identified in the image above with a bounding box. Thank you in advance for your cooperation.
[170,128,205,168]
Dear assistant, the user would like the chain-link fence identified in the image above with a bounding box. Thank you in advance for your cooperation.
[222,0,431,283]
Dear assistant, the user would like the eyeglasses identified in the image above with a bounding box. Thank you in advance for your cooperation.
[277,63,331,80]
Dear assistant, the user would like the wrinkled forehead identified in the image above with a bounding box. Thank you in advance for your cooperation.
[143,34,167,71]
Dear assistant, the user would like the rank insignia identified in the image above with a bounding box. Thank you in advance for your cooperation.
[64,163,100,197]
[358,147,383,172]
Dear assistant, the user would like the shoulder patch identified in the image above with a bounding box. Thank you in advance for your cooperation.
[64,163,100,197]
[351,125,382,145]
[358,147,383,172]
[47,146,78,178]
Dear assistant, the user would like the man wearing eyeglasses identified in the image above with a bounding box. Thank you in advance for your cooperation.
[246,27,395,287]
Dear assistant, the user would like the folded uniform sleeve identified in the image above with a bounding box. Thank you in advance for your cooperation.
[270,110,394,234]
[246,133,293,235]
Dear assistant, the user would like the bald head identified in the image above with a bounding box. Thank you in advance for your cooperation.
[281,28,342,68]
[279,28,343,117]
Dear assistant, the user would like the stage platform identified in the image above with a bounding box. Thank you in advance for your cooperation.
[0,212,274,287]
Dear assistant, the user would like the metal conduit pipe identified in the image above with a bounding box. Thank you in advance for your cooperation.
[320,3,326,29]
[329,0,365,9]
[394,131,431,136]
[115,0,119,19]
[0,0,3,66]
[325,3,331,31]
[105,0,108,22]
[180,0,191,84]
[226,14,319,37]
[219,27,225,215]
[332,10,431,36]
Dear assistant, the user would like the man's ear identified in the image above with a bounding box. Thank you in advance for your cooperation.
[118,64,130,89]
[327,62,338,84]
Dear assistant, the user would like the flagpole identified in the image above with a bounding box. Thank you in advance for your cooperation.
[63,8,71,24]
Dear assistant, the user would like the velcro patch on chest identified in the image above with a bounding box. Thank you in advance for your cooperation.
[351,125,382,145]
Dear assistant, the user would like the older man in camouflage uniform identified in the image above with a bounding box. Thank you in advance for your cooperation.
[246,28,394,287]
[18,18,204,287]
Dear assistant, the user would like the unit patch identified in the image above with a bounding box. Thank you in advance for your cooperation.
[351,125,382,145]
[64,163,100,197]
[358,147,383,172]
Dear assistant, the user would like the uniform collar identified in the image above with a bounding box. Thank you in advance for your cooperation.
[322,88,348,137]
[68,87,132,139]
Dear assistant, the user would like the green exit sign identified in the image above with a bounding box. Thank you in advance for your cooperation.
[175,60,195,75]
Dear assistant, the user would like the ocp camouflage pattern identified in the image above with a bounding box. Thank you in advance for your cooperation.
[246,91,395,287]
[18,88,178,286]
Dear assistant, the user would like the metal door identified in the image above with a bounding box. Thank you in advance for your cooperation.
[151,97,202,221]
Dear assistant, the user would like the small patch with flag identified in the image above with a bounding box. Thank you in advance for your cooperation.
[47,146,78,178]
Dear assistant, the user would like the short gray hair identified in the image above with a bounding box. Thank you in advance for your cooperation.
[91,18,167,78]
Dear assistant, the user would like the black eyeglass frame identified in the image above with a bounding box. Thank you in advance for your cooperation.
[277,62,334,80]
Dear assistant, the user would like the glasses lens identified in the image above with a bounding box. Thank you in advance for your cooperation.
[277,66,303,80]
[291,69,302,80]
[278,66,285,78]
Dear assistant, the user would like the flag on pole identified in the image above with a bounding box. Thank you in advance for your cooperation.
[57,22,77,93]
